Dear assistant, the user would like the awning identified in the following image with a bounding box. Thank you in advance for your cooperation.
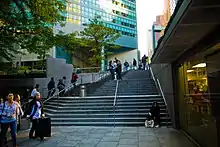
[152,0,220,63]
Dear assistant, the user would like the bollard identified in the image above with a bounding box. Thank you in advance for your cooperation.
[80,85,87,97]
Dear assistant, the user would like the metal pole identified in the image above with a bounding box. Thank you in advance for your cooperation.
[101,46,105,72]
[57,92,59,109]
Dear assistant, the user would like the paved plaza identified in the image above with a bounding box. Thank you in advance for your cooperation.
[14,127,197,147]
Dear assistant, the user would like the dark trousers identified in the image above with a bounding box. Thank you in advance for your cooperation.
[17,116,21,132]
[143,63,146,70]
[0,121,17,147]
[110,70,114,80]
[117,71,122,80]
[153,115,160,126]
[29,119,38,138]
[59,89,65,97]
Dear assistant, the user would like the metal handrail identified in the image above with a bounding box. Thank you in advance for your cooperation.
[74,67,100,70]
[157,79,168,106]
[113,80,119,106]
[149,67,169,127]
[43,84,73,104]
[149,67,156,82]
[113,80,119,127]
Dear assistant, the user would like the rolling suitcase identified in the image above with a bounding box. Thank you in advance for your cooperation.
[36,117,51,140]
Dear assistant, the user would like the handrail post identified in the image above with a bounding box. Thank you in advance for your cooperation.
[57,91,59,109]
[113,80,119,127]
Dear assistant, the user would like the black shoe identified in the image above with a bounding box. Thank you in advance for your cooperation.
[29,136,36,139]
[39,136,44,141]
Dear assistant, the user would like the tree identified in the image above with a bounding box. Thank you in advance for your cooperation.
[0,0,66,61]
[54,31,94,66]
[80,17,120,66]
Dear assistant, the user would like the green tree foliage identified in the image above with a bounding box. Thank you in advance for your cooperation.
[80,17,120,65]
[0,0,66,61]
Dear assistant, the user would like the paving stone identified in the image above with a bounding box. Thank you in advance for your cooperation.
[101,136,120,142]
[16,127,198,147]
[117,145,138,147]
[105,132,121,137]
[119,139,138,145]
[120,133,138,139]
[88,134,105,139]
[76,143,97,147]
[96,141,118,147]
[139,141,160,147]
[66,135,87,141]
[57,140,79,146]
[81,138,100,144]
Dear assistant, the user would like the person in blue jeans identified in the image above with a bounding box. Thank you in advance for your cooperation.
[0,93,19,147]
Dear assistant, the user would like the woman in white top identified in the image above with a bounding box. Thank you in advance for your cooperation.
[14,94,24,132]
[29,92,45,139]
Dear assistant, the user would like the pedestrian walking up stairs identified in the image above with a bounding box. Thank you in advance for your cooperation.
[43,70,171,127]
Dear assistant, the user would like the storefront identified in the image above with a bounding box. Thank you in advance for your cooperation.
[151,1,220,146]
[175,44,220,147]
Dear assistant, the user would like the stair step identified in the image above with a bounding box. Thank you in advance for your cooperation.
[45,102,165,106]
[58,105,166,110]
[44,98,163,104]
[51,117,170,122]
[55,109,167,113]
[51,113,168,118]
[51,121,172,126]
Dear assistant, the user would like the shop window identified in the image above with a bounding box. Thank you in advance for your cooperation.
[177,55,218,147]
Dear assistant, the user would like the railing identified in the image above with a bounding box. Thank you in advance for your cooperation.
[43,84,73,104]
[76,66,110,85]
[113,80,119,127]
[149,67,169,127]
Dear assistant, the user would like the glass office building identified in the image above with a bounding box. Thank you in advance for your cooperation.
[56,0,138,64]
[65,0,137,38]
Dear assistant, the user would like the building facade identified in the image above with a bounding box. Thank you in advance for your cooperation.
[151,0,220,147]
[150,0,178,56]
[16,0,138,68]
[56,0,138,66]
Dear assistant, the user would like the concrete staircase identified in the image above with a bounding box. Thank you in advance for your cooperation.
[43,70,171,127]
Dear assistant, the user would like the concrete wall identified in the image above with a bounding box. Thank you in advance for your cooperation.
[76,72,109,85]
[47,58,73,84]
[151,63,176,128]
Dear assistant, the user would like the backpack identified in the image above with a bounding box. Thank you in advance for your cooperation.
[24,99,35,117]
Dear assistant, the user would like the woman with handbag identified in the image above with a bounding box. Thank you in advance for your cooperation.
[28,92,45,140]
[14,94,24,132]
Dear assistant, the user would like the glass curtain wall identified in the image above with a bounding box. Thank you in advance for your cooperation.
[177,53,218,147]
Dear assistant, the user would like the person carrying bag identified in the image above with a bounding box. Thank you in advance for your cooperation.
[28,92,50,140]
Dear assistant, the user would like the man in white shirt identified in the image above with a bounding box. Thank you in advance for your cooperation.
[31,84,39,97]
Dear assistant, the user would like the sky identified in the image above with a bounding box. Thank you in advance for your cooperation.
[136,0,164,56]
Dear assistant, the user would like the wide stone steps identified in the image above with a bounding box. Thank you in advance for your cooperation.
[43,70,172,127]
